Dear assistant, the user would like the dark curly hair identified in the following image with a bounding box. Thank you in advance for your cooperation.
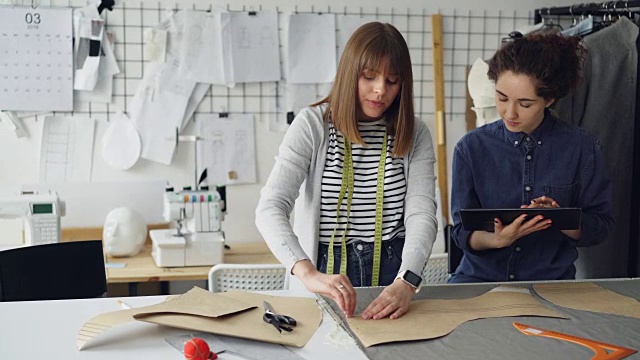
[487,33,586,100]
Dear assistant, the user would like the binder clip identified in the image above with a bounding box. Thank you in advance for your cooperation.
[98,0,115,14]
[501,31,523,46]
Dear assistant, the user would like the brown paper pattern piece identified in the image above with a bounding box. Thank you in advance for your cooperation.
[77,287,321,350]
[534,282,640,319]
[347,288,566,347]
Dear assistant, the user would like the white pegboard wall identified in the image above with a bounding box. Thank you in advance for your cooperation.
[39,0,534,130]
[0,0,538,244]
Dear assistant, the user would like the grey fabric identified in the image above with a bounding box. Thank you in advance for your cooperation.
[555,18,639,279]
[323,279,640,360]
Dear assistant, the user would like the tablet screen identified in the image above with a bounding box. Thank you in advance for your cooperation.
[460,208,582,232]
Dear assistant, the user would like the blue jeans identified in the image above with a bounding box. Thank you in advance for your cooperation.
[316,237,404,287]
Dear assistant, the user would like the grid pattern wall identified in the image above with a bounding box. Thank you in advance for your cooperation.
[36,0,534,132]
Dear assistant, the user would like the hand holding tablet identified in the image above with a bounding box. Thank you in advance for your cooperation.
[460,208,582,232]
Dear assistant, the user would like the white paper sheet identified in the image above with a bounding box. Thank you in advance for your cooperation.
[196,114,256,185]
[129,63,190,165]
[285,83,318,114]
[336,15,376,62]
[143,28,167,62]
[101,112,141,170]
[182,82,211,131]
[39,116,95,183]
[179,10,230,86]
[269,114,289,133]
[129,11,198,165]
[73,6,106,91]
[286,13,336,84]
[76,30,120,104]
[224,11,281,83]
[0,6,73,111]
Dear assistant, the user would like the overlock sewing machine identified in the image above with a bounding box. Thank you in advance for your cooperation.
[150,186,225,267]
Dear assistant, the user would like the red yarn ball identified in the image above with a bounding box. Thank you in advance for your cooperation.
[183,338,217,360]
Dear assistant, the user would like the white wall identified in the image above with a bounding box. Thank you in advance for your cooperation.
[0,0,580,243]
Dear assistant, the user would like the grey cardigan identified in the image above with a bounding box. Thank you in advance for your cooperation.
[255,104,438,286]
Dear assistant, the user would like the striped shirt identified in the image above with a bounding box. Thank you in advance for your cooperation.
[319,119,407,244]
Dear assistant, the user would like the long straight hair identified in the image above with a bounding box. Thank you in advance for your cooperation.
[313,22,415,157]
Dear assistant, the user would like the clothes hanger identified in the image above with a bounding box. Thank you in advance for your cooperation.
[542,7,564,31]
[570,5,578,27]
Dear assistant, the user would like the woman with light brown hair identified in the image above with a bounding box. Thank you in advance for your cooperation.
[256,22,438,320]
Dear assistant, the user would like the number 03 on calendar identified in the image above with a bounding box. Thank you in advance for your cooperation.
[0,6,73,111]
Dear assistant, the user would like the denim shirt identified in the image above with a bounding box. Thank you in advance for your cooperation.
[449,112,614,283]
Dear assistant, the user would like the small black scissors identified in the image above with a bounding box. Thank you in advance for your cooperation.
[263,301,297,333]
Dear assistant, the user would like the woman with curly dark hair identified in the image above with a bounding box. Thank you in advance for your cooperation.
[449,33,614,283]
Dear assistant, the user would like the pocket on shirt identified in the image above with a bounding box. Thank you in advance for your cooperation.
[544,183,580,207]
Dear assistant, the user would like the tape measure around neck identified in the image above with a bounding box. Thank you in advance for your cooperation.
[326,131,388,286]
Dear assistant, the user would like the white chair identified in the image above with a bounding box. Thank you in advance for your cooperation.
[422,253,450,284]
[208,263,287,293]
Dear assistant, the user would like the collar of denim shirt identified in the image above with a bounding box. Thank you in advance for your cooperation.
[502,108,556,148]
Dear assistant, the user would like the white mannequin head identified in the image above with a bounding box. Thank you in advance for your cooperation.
[103,207,147,257]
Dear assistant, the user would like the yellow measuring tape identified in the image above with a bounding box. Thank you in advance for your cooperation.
[513,322,637,360]
[327,131,387,286]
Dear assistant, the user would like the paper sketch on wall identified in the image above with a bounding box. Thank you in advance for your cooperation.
[72,5,119,104]
[144,28,167,62]
[178,9,232,86]
[286,13,336,84]
[75,29,119,104]
[336,15,376,62]
[39,116,96,183]
[284,83,318,114]
[129,11,209,165]
[73,5,104,91]
[196,114,256,185]
[224,10,280,83]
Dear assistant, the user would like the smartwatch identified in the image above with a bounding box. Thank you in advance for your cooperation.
[395,270,422,293]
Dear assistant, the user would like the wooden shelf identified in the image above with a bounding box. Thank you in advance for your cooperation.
[105,242,278,283]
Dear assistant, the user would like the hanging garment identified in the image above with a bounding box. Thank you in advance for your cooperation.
[555,17,639,279]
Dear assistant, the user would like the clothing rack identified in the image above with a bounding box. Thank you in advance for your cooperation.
[534,1,640,278]
[534,0,640,23]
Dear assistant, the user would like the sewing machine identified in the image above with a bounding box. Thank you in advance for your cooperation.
[150,187,225,267]
[0,191,65,246]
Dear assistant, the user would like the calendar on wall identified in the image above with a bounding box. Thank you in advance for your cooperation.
[0,6,73,111]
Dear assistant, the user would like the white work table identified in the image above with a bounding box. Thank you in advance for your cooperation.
[0,289,369,360]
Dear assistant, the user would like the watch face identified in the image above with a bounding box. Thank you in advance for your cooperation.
[404,271,422,286]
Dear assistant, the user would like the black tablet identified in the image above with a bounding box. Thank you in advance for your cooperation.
[460,208,582,232]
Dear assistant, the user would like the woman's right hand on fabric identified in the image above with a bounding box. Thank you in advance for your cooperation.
[291,260,356,317]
